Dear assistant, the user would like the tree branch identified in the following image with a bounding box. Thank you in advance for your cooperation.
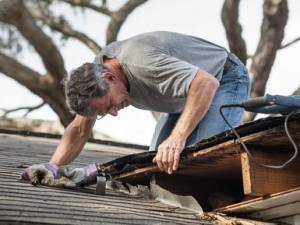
[106,0,148,44]
[245,0,288,122]
[0,51,74,126]
[250,0,288,98]
[0,0,66,81]
[293,85,300,95]
[221,0,247,64]
[61,0,112,16]
[0,101,45,118]
[0,52,51,92]
[280,36,300,49]
[30,7,102,54]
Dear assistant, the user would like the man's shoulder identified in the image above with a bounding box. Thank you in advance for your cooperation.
[124,31,188,44]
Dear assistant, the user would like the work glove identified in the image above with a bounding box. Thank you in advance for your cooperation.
[58,163,98,187]
[20,162,75,188]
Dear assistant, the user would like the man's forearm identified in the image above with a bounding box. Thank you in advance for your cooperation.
[153,70,220,174]
[50,115,95,166]
[171,70,219,140]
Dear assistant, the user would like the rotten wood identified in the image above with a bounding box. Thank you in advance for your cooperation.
[200,212,275,225]
[115,117,300,183]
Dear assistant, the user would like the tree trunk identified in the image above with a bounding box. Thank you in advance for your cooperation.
[221,0,247,64]
[245,0,288,121]
[0,0,74,126]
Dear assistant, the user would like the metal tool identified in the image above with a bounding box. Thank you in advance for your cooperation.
[96,175,107,195]
[220,94,300,169]
[95,163,113,195]
[241,94,300,114]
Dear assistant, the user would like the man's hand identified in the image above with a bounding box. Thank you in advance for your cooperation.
[20,162,75,188]
[152,70,219,175]
[59,163,98,187]
[21,163,98,188]
[152,136,185,174]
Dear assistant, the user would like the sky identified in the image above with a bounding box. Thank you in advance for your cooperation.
[0,0,299,145]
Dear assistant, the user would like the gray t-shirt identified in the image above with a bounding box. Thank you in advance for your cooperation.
[94,31,228,113]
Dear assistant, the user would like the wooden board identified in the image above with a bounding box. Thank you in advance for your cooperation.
[217,187,300,213]
[241,151,300,196]
[278,215,300,224]
[217,187,300,221]
[250,202,300,220]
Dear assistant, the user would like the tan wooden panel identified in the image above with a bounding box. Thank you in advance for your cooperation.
[241,151,300,196]
[249,202,300,220]
[277,215,300,224]
[218,188,300,214]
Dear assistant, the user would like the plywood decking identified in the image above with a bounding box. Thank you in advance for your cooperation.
[0,133,208,225]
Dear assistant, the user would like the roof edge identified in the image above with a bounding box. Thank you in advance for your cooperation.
[0,128,148,150]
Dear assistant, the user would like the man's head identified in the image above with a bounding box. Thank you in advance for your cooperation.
[65,62,130,119]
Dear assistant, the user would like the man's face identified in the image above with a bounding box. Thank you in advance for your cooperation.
[90,73,130,117]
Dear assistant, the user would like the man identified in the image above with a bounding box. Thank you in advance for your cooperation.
[21,31,249,187]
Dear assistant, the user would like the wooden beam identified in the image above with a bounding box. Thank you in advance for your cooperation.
[241,150,300,196]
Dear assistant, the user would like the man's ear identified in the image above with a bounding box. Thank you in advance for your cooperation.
[101,72,116,82]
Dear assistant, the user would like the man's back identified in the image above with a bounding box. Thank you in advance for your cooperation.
[95,31,229,113]
[97,31,228,80]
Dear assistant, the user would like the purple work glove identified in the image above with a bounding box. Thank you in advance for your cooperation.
[20,162,75,188]
[58,163,98,187]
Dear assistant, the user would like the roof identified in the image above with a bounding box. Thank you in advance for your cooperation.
[2,112,298,224]
[0,131,209,225]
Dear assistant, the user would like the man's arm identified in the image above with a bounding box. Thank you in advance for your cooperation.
[153,69,219,174]
[50,115,96,166]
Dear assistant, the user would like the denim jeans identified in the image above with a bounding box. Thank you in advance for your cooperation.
[149,53,250,151]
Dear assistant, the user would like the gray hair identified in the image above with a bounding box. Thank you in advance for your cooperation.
[64,63,109,118]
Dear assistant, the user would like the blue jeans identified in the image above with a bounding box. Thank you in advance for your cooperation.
[149,53,250,151]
